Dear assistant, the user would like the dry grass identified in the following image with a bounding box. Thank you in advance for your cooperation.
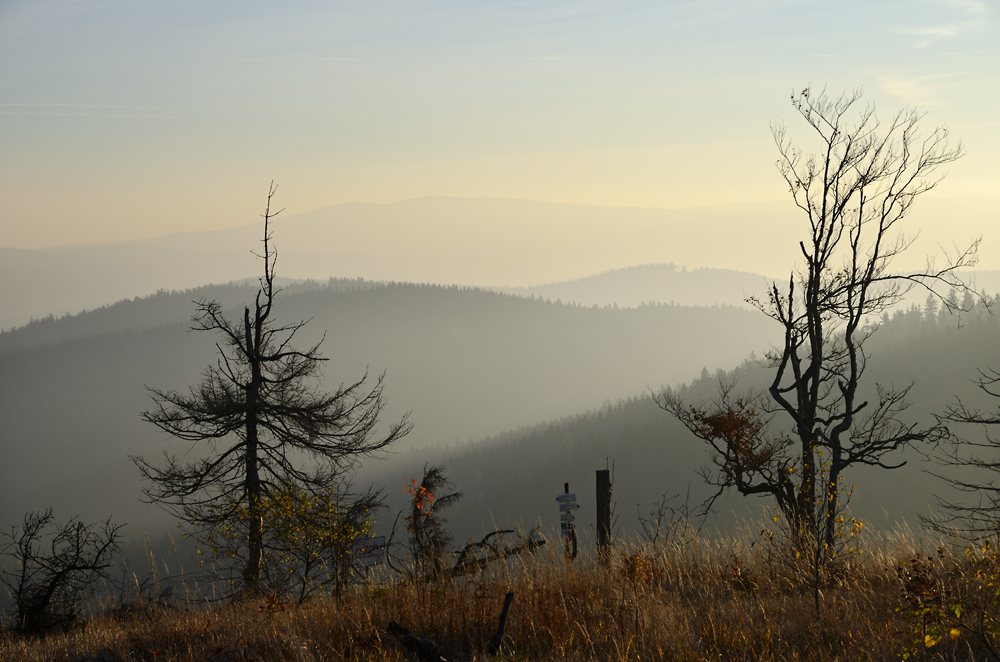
[0,529,985,662]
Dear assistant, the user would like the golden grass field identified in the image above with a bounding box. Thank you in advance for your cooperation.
[2,527,995,662]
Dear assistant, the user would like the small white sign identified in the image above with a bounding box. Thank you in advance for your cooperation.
[560,512,575,522]
[556,494,577,503]
[352,536,386,567]
[559,502,581,511]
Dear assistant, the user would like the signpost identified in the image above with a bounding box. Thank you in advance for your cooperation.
[557,494,578,535]
[352,535,386,568]
[557,483,578,560]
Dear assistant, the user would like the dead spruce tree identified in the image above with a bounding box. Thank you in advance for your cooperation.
[133,183,411,596]
[659,88,976,584]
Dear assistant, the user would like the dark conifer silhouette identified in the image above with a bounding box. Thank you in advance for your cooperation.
[133,183,411,595]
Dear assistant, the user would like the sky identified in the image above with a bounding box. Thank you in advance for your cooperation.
[1,0,997,253]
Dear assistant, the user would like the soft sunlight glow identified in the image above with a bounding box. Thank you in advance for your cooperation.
[0,0,996,277]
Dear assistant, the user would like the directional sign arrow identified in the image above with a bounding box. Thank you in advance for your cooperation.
[556,494,577,503]
[559,502,581,512]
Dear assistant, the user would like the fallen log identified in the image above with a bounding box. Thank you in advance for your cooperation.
[448,530,545,579]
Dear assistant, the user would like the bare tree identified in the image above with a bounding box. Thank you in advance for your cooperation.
[1,509,122,634]
[659,88,976,559]
[132,183,411,596]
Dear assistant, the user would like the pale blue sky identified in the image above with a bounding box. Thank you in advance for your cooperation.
[1,0,997,255]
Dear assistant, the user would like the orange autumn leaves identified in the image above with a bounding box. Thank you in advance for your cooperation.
[404,479,435,534]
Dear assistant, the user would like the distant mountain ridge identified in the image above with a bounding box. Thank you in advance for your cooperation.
[4,194,993,331]
[499,264,772,309]
[0,197,805,330]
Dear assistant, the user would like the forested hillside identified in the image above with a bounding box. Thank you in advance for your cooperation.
[366,298,1000,545]
[0,279,773,542]
[0,278,365,353]
[4,267,999,561]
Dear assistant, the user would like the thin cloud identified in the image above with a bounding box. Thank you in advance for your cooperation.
[1,111,191,119]
[0,102,190,111]
[0,102,197,119]
[891,0,990,48]
[948,0,989,16]
[220,57,366,63]
[874,73,946,107]
[895,26,959,47]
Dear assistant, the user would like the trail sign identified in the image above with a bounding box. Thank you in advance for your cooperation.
[352,536,386,567]
[557,490,579,540]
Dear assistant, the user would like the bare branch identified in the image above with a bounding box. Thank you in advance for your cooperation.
[660,88,975,583]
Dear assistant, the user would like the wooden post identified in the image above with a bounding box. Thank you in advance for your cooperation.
[487,592,515,655]
[596,469,611,560]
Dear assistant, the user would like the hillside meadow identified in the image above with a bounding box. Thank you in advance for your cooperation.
[3,524,998,662]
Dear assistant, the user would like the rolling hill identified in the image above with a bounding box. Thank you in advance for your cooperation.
[0,278,775,542]
[364,300,1000,546]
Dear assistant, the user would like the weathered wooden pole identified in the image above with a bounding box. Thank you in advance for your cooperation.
[596,469,611,561]
[487,592,515,655]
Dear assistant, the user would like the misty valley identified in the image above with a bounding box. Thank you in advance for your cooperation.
[6,90,1000,662]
